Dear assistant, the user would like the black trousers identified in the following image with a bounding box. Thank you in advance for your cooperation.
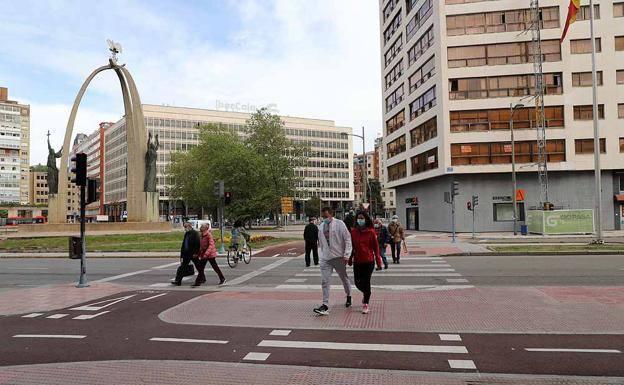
[305,241,319,266]
[174,254,194,283]
[390,241,402,262]
[353,262,375,304]
[194,258,224,283]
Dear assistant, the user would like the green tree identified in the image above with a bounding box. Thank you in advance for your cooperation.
[368,179,384,217]
[305,196,321,218]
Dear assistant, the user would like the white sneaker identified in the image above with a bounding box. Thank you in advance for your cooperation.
[362,304,369,314]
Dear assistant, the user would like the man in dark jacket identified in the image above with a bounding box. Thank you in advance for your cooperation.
[303,216,319,267]
[172,220,201,286]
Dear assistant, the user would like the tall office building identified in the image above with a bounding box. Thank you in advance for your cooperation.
[379,0,624,230]
[0,87,30,205]
[103,105,354,219]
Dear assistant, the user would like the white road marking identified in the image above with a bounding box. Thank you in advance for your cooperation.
[387,264,452,268]
[72,311,110,320]
[5,267,49,270]
[140,293,168,301]
[285,278,307,283]
[275,284,474,291]
[71,295,136,311]
[295,273,462,277]
[150,262,180,269]
[378,268,457,272]
[93,270,152,283]
[13,334,86,339]
[22,313,43,318]
[446,278,469,283]
[448,359,476,369]
[225,258,293,286]
[431,260,448,263]
[303,266,453,272]
[243,352,271,361]
[271,254,281,258]
[149,283,171,287]
[270,329,292,336]
[46,314,69,319]
[258,339,468,354]
[525,348,621,354]
[439,334,462,342]
[150,337,228,344]
[399,257,442,260]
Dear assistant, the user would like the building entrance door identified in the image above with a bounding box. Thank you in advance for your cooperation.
[406,207,419,230]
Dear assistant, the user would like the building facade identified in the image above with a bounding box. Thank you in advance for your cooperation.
[103,105,354,219]
[353,151,377,207]
[375,137,397,217]
[379,0,624,231]
[0,87,30,205]
[28,168,80,218]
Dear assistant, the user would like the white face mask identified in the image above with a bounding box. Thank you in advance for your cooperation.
[392,219,398,223]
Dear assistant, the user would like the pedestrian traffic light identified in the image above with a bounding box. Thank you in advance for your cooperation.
[472,195,479,207]
[452,181,459,197]
[467,201,472,211]
[224,191,232,205]
[87,178,100,204]
[213,180,224,198]
[70,153,87,186]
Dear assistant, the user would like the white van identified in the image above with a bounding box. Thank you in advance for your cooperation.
[188,219,211,231]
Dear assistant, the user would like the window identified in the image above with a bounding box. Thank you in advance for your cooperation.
[383,0,400,22]
[410,117,437,147]
[570,38,601,54]
[387,135,406,158]
[384,12,402,45]
[384,35,403,68]
[385,85,404,112]
[447,7,559,36]
[450,106,564,132]
[406,0,433,42]
[411,147,438,175]
[409,86,436,120]
[615,2,624,17]
[575,4,600,20]
[619,104,624,119]
[385,59,404,90]
[387,161,407,181]
[408,27,434,67]
[451,139,566,165]
[619,138,624,153]
[494,203,525,222]
[386,110,405,135]
[449,72,562,100]
[572,71,603,87]
[448,40,561,68]
[575,138,606,154]
[616,36,624,51]
[618,70,624,84]
[573,105,605,120]
[409,55,435,94]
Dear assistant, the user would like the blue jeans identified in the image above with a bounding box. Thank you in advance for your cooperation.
[379,244,388,266]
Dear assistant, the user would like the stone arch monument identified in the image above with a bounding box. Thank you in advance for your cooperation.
[48,42,159,224]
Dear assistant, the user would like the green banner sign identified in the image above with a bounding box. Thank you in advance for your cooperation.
[527,209,594,234]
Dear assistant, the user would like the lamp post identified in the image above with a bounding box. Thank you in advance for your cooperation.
[342,127,367,206]
[510,103,525,236]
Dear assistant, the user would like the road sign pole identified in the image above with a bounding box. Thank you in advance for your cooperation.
[472,204,475,240]
[76,183,89,288]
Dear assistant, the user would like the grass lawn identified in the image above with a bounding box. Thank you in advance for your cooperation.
[0,231,297,252]
[489,244,624,253]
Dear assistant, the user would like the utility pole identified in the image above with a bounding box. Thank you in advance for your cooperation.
[589,0,603,243]
[510,103,524,236]
[361,126,368,206]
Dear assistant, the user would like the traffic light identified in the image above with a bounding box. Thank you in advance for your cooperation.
[452,181,459,197]
[467,201,472,211]
[213,180,224,198]
[224,191,232,205]
[87,178,100,204]
[71,153,87,186]
[472,195,479,207]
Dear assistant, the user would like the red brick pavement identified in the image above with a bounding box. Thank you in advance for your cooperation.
[160,287,624,333]
[0,360,621,385]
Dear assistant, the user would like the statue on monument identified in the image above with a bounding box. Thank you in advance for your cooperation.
[46,131,62,195]
[144,132,159,192]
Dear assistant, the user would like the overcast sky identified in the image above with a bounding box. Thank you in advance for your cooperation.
[1,0,382,166]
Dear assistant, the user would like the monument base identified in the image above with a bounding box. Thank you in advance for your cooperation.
[144,191,160,223]
[47,194,63,224]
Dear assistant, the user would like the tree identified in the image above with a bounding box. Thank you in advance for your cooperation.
[305,196,321,218]
[368,179,384,218]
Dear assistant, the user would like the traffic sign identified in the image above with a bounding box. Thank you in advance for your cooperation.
[516,188,526,202]
[281,197,294,214]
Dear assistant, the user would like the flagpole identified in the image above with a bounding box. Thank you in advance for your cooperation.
[589,0,603,243]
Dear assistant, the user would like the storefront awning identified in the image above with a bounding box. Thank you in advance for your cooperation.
[614,194,624,202]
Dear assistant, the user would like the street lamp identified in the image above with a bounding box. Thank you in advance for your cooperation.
[510,103,525,235]
[342,127,367,207]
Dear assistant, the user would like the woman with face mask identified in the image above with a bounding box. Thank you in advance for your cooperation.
[373,218,390,270]
[388,215,405,264]
[349,211,382,314]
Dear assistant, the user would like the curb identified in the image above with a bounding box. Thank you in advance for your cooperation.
[444,251,624,256]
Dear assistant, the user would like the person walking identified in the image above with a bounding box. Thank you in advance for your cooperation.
[303,216,319,267]
[388,215,405,264]
[193,223,226,287]
[171,219,201,286]
[313,207,353,315]
[373,218,390,270]
[349,212,382,314]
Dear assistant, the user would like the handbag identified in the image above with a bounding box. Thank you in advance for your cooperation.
[401,241,408,254]
[181,261,195,277]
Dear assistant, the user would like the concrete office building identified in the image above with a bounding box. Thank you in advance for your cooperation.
[379,0,624,231]
[103,104,354,219]
[0,87,30,205]
[28,168,81,217]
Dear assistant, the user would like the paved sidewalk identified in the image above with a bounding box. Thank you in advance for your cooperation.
[0,360,621,385]
[405,233,491,255]
[159,287,624,334]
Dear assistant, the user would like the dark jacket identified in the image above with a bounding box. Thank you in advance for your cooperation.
[344,213,355,231]
[181,229,200,257]
[304,223,319,243]
[375,225,391,247]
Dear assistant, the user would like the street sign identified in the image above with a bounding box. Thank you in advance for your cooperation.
[516,188,526,202]
[362,203,370,209]
[281,197,294,214]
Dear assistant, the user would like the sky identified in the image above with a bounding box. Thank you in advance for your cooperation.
[0,0,383,166]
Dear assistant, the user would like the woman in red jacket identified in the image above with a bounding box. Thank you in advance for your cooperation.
[349,211,382,314]
[193,224,226,286]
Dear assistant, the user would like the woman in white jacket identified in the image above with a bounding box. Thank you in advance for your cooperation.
[313,207,353,315]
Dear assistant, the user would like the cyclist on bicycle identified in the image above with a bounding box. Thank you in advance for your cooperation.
[230,219,250,256]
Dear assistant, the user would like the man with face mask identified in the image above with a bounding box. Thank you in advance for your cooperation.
[314,207,353,315]
[171,219,201,286]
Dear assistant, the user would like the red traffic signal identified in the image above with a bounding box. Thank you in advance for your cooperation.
[224,191,232,205]
[467,201,472,211]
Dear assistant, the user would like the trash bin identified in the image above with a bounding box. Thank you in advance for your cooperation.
[69,236,82,259]
[520,225,528,235]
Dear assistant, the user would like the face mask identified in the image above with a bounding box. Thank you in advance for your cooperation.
[322,218,330,225]
[392,219,398,223]
[357,219,366,227]
[374,224,380,228]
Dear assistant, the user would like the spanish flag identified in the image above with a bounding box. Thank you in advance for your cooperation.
[560,0,581,42]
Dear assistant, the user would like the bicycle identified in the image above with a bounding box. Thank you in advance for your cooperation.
[227,243,252,268]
